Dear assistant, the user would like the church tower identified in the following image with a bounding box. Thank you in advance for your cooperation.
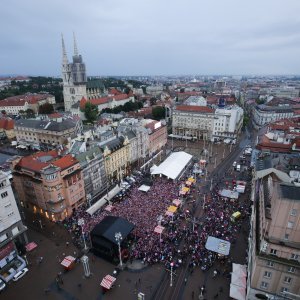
[62,33,87,111]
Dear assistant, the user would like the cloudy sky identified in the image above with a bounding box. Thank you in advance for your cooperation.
[1,0,300,76]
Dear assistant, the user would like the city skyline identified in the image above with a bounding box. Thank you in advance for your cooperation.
[1,0,300,76]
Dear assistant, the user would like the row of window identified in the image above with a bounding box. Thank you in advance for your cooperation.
[260,282,290,295]
[270,248,299,260]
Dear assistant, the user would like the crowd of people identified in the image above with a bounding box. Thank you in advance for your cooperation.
[62,164,251,274]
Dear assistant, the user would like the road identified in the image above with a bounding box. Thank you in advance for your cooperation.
[152,129,254,300]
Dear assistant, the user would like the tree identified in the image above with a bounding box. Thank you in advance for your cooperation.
[25,109,35,118]
[152,106,166,120]
[38,103,54,114]
[84,102,98,123]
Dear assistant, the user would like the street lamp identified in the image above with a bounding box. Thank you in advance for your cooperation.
[170,262,174,287]
[78,219,88,251]
[115,232,123,268]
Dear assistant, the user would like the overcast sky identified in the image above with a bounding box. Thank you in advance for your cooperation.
[1,0,300,76]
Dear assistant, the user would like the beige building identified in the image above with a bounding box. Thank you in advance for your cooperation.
[172,105,215,140]
[247,169,300,299]
[100,136,130,183]
[12,150,86,221]
[14,117,82,146]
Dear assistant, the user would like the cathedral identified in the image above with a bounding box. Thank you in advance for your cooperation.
[61,34,104,111]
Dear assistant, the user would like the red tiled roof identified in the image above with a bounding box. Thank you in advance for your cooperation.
[52,154,78,169]
[48,112,63,119]
[109,88,122,95]
[0,118,14,130]
[0,93,53,107]
[90,97,109,106]
[16,150,77,173]
[175,105,215,113]
[80,97,87,109]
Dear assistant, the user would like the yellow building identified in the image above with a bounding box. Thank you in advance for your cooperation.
[101,136,130,183]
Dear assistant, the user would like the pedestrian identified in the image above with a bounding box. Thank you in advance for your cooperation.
[192,291,194,299]
[138,278,141,284]
[66,242,69,247]
[214,293,219,298]
[184,277,187,285]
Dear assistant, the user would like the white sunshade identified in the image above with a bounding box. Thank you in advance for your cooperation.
[151,151,192,180]
[230,284,246,300]
[232,263,247,278]
[205,236,231,255]
[219,189,239,199]
[231,273,247,288]
[138,185,151,192]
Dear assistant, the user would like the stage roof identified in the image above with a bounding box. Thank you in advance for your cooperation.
[91,216,135,245]
[138,185,151,192]
[151,151,192,180]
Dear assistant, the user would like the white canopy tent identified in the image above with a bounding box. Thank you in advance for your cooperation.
[231,273,246,288]
[138,185,151,192]
[232,263,247,278]
[230,284,246,300]
[219,189,239,200]
[151,151,192,180]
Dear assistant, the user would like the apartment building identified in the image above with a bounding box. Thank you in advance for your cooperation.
[14,116,82,146]
[172,105,215,140]
[100,136,130,183]
[143,119,168,156]
[12,150,86,221]
[73,144,108,203]
[212,106,244,140]
[253,105,295,129]
[247,169,300,299]
[0,93,55,115]
[0,171,28,282]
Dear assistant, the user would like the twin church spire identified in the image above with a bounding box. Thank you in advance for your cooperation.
[61,32,80,64]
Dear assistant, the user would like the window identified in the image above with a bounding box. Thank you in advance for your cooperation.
[264,271,272,278]
[0,233,8,242]
[290,253,299,260]
[270,248,277,255]
[284,234,289,240]
[287,266,295,273]
[266,261,274,267]
[290,209,297,216]
[284,276,292,284]
[1,191,8,198]
[287,221,294,229]
[261,281,268,289]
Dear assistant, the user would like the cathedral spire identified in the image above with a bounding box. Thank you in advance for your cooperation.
[61,34,68,64]
[73,32,78,56]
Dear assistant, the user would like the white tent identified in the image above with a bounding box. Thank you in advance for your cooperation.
[230,284,246,300]
[151,151,192,180]
[219,189,239,199]
[150,165,158,172]
[232,263,247,277]
[231,273,246,288]
[138,185,151,192]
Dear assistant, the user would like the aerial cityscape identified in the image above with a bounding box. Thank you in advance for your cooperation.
[0,1,300,300]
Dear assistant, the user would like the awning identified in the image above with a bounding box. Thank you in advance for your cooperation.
[188,177,195,183]
[100,275,116,290]
[231,273,246,288]
[205,236,231,256]
[138,185,151,192]
[25,242,37,252]
[229,283,246,300]
[154,225,165,234]
[61,256,76,268]
[219,189,239,199]
[168,205,178,213]
[232,263,247,278]
[172,199,182,207]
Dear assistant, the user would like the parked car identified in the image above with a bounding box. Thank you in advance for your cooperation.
[0,279,6,291]
[13,267,29,282]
